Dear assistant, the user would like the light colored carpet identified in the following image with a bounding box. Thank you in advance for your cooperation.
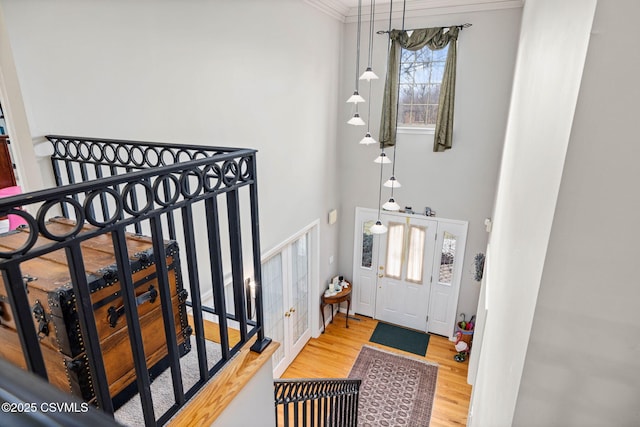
[114,339,222,426]
[348,345,439,427]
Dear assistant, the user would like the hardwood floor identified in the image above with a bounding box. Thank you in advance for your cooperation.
[281,314,472,426]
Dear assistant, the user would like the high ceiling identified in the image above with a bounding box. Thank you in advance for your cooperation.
[304,0,524,22]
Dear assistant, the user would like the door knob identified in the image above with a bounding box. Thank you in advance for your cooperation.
[378,274,384,278]
[285,312,291,317]
[290,307,296,313]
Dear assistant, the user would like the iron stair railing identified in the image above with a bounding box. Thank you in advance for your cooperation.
[0,135,271,426]
[274,378,361,427]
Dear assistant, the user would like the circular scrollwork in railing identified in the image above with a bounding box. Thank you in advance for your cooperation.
[176,149,193,164]
[53,139,68,158]
[67,141,80,161]
[159,148,176,167]
[130,145,146,168]
[239,156,253,182]
[144,147,161,168]
[37,198,85,242]
[122,180,153,216]
[202,164,222,192]
[153,174,180,207]
[78,140,91,162]
[90,142,105,162]
[103,143,117,164]
[180,169,203,199]
[116,144,131,165]
[222,160,239,187]
[0,209,39,258]
[84,189,123,227]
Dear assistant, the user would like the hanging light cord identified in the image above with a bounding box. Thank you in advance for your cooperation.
[377,145,385,219]
[367,0,376,68]
[378,0,393,157]
[355,0,363,91]
[389,0,407,199]
[365,0,376,133]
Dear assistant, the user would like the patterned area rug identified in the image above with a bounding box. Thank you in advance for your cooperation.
[348,345,438,427]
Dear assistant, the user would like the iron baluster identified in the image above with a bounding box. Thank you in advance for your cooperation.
[1,264,47,379]
[181,202,209,382]
[64,243,114,414]
[226,190,248,343]
[149,214,185,406]
[111,228,156,425]
[205,196,230,361]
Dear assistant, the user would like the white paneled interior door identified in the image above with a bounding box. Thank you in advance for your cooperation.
[263,230,313,378]
[352,208,467,337]
[288,235,311,360]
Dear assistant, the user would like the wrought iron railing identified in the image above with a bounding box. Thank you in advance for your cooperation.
[0,135,271,426]
[274,378,361,427]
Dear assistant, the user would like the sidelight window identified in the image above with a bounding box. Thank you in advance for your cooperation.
[438,231,457,285]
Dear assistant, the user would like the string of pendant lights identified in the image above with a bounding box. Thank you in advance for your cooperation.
[347,0,406,233]
[346,0,365,125]
[382,0,406,215]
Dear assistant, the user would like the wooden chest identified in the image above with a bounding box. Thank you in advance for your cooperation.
[0,219,191,405]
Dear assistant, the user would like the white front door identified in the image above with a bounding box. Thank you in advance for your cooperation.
[374,214,437,331]
[352,208,468,337]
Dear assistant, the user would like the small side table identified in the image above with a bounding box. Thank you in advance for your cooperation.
[321,284,352,333]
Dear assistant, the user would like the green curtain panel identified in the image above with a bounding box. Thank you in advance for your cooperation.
[379,26,459,152]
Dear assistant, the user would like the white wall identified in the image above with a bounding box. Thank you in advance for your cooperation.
[0,0,343,324]
[512,0,640,425]
[337,7,522,323]
[468,0,597,425]
[212,358,275,427]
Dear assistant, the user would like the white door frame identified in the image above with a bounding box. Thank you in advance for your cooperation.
[352,207,468,337]
[262,220,319,378]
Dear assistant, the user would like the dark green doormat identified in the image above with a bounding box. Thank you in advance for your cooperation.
[369,322,430,356]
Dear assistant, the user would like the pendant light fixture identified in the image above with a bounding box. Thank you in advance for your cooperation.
[348,113,366,126]
[383,175,401,188]
[347,0,366,126]
[360,132,376,145]
[374,150,391,163]
[370,220,387,234]
[382,197,401,211]
[359,0,379,82]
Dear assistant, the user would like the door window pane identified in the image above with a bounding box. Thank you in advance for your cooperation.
[291,235,309,344]
[262,253,285,366]
[385,222,405,280]
[406,225,426,284]
[439,231,456,285]
[361,220,375,269]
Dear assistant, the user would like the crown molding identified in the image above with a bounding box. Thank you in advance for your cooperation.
[303,0,350,22]
[305,0,524,23]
